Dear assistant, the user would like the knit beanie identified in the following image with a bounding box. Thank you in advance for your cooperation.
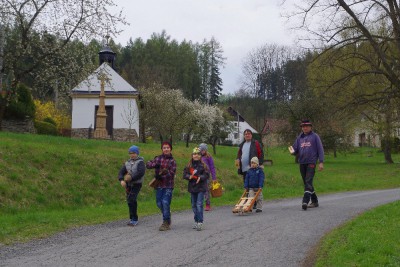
[251,157,259,166]
[128,145,139,155]
[199,143,208,152]
[161,141,172,150]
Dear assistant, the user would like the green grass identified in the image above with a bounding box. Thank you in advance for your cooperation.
[1,131,399,263]
[315,201,400,267]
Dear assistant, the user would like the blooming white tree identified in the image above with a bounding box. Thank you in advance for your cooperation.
[191,102,231,155]
[0,0,127,128]
[140,83,229,151]
[140,84,192,142]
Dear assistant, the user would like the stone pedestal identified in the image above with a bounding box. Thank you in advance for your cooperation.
[93,73,110,139]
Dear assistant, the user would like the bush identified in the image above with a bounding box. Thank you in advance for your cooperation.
[34,100,71,132]
[4,83,36,120]
[43,117,57,126]
[34,121,59,136]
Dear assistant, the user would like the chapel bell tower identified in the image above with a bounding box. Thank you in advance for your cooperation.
[98,35,116,69]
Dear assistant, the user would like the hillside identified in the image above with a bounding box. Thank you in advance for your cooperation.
[1,132,399,244]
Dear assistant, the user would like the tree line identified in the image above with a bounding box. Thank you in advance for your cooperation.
[1,0,399,162]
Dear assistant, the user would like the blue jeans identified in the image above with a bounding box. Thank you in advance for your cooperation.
[191,191,205,223]
[156,188,173,223]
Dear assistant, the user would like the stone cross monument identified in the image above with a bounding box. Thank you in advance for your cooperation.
[93,72,110,139]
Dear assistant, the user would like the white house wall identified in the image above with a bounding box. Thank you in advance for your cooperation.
[353,128,381,147]
[226,121,258,145]
[72,97,139,133]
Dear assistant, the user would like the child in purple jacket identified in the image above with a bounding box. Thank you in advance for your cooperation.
[199,143,216,211]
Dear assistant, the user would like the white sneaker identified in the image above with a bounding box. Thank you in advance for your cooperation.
[196,222,203,231]
[192,222,198,229]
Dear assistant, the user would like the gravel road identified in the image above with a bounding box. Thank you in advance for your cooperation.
[1,188,399,267]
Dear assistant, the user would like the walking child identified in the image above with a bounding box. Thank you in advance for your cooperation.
[183,147,210,231]
[118,145,145,226]
[199,143,216,211]
[146,141,176,231]
[244,157,265,212]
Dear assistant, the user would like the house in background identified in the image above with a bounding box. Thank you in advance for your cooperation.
[71,43,140,141]
[353,128,381,147]
[224,106,258,145]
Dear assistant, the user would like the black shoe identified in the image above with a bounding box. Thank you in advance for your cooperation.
[308,203,319,208]
[302,203,308,210]
[256,209,262,213]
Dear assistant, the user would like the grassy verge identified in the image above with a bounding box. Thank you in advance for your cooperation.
[315,201,400,267]
[0,132,399,247]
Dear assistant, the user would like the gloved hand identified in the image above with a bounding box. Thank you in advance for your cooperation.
[124,173,132,182]
[235,159,240,168]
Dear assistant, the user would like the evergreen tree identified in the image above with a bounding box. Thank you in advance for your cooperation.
[198,37,225,104]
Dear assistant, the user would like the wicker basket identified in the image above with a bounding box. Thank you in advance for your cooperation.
[210,180,223,198]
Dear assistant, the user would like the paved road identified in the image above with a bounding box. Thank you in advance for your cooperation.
[1,188,399,267]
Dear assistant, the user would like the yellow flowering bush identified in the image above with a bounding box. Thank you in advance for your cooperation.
[34,100,71,131]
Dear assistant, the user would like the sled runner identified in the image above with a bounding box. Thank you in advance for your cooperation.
[232,189,262,215]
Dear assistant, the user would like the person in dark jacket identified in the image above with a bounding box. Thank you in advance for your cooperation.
[183,147,210,231]
[236,129,264,183]
[244,157,265,212]
[290,119,324,210]
[146,141,176,231]
[118,145,145,226]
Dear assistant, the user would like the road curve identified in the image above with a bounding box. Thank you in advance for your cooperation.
[1,188,399,267]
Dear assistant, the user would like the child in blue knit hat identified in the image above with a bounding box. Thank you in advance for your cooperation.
[118,145,145,226]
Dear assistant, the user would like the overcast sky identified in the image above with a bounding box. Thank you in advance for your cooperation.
[112,0,295,94]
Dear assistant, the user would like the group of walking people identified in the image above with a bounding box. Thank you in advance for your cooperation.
[118,141,217,231]
[117,119,324,231]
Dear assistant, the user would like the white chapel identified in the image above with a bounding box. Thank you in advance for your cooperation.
[70,44,140,141]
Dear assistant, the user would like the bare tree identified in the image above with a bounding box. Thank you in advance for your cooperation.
[121,98,139,142]
[240,44,295,98]
[283,0,400,163]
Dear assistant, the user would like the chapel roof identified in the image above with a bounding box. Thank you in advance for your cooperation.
[71,63,137,94]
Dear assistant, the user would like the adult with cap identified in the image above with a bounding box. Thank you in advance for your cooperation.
[118,145,145,226]
[289,119,324,210]
[146,141,177,231]
[199,143,216,211]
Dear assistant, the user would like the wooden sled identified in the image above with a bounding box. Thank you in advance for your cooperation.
[232,189,262,215]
